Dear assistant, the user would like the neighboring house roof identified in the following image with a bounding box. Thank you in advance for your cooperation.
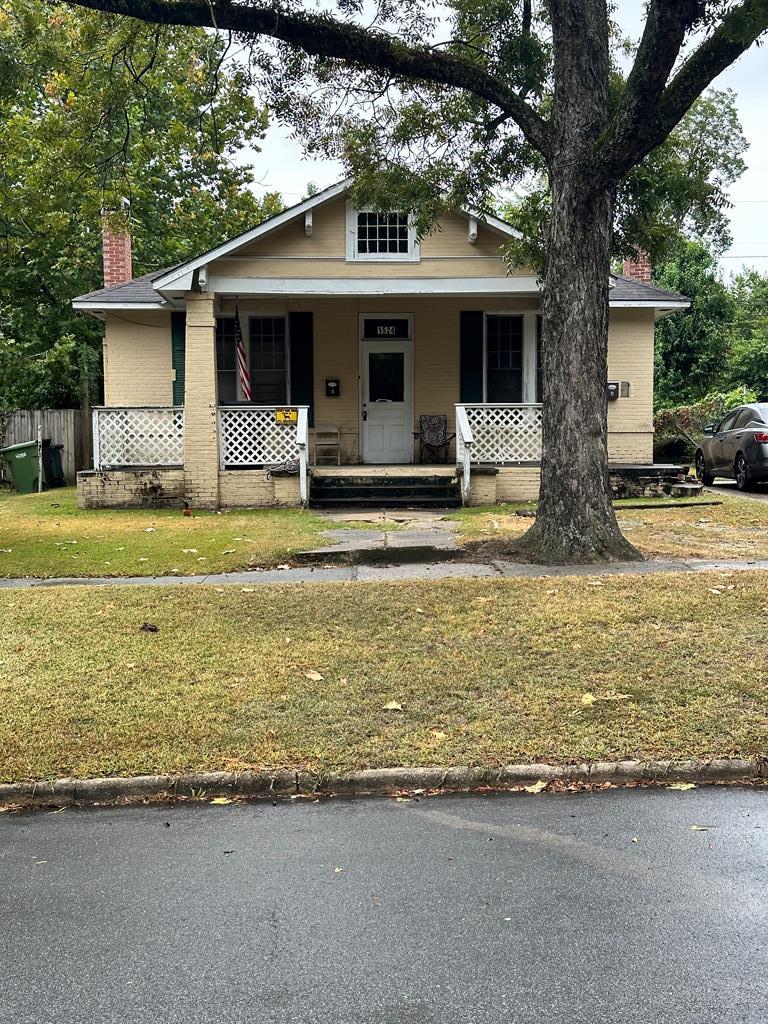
[72,178,690,314]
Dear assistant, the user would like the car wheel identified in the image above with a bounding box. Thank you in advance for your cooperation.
[695,451,714,486]
[735,453,751,491]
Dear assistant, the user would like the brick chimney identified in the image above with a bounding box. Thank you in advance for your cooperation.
[622,250,652,285]
[101,210,133,287]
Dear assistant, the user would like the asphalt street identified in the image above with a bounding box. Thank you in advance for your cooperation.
[1,788,767,1024]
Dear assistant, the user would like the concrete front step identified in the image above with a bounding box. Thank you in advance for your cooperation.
[309,496,462,509]
[310,473,461,509]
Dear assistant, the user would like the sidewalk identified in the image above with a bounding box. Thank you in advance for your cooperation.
[2,555,768,589]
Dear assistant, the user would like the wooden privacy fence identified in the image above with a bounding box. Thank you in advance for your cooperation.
[0,409,89,485]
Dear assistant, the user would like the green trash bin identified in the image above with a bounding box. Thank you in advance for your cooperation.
[0,440,41,493]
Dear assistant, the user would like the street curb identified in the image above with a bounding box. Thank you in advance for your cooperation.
[0,758,764,809]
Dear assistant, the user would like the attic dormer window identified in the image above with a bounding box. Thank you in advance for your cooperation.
[346,205,419,262]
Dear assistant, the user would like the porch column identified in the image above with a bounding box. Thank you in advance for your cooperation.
[183,290,219,508]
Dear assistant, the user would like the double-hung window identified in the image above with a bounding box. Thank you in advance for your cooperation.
[347,206,418,261]
[215,318,238,403]
[249,316,287,404]
[486,315,524,403]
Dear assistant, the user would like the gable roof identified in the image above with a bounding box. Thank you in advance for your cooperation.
[151,177,523,292]
[72,179,689,313]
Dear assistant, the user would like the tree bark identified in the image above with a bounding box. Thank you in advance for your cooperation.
[513,0,641,563]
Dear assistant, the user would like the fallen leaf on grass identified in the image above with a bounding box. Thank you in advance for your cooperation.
[381,700,403,711]
[143,527,156,533]
[209,797,233,805]
[181,548,198,554]
[581,693,597,706]
[305,670,324,681]
[139,622,159,634]
[241,587,255,593]
[668,782,697,791]
[221,549,236,554]
[524,780,548,794]
[430,730,448,741]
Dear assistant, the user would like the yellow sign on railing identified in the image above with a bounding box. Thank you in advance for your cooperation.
[275,408,298,425]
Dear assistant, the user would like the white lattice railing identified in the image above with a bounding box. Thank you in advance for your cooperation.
[93,407,184,469]
[455,404,543,465]
[218,405,309,503]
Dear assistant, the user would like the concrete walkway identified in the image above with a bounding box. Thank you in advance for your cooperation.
[2,555,768,589]
[296,514,459,564]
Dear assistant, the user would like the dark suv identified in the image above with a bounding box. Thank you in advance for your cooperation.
[695,403,768,490]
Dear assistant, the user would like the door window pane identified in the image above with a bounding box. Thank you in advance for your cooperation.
[369,352,404,402]
[249,317,287,405]
[718,410,740,432]
[486,315,523,403]
[735,408,757,428]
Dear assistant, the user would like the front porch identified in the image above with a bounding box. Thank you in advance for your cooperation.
[80,401,545,508]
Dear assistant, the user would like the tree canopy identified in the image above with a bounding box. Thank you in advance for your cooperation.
[0,1,281,408]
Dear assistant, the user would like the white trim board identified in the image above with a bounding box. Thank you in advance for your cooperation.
[206,276,542,297]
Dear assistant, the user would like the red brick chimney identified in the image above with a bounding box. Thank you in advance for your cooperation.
[622,250,652,285]
[101,211,133,287]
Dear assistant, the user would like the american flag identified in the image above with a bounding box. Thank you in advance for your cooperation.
[234,306,252,401]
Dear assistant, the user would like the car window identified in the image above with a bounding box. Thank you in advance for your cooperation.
[718,410,740,432]
[735,408,757,429]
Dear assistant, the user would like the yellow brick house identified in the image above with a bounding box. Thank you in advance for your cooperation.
[73,179,688,509]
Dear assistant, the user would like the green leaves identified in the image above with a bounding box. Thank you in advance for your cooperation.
[0,1,281,408]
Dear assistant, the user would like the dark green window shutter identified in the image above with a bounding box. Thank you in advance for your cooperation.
[289,312,314,427]
[460,310,484,403]
[171,312,186,406]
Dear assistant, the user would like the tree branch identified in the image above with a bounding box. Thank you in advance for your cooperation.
[64,0,552,156]
[595,0,768,188]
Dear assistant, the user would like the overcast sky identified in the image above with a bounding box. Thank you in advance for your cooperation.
[244,4,768,278]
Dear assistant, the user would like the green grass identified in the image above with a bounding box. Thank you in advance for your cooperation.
[454,495,768,560]
[0,488,333,578]
[1,572,766,782]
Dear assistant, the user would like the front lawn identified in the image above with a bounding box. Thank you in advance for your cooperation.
[0,488,329,578]
[1,572,766,782]
[454,495,768,560]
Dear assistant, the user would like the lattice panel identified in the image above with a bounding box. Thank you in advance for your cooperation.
[459,405,543,463]
[219,407,300,467]
[95,408,184,467]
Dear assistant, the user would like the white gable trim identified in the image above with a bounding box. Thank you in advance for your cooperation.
[153,178,355,291]
[153,178,522,293]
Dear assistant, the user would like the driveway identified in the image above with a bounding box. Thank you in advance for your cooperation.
[708,479,768,501]
[2,789,767,1023]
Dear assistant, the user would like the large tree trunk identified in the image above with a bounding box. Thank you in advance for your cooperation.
[513,0,641,564]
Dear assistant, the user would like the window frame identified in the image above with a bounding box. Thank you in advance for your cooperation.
[345,203,420,263]
[718,409,741,432]
[215,314,239,405]
[248,315,290,406]
[215,312,291,406]
[482,312,540,405]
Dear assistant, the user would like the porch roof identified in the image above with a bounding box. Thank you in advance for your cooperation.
[72,269,688,314]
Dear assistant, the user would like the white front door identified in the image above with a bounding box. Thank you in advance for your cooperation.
[360,316,413,464]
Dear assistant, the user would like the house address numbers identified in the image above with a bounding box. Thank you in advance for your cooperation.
[363,318,410,339]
